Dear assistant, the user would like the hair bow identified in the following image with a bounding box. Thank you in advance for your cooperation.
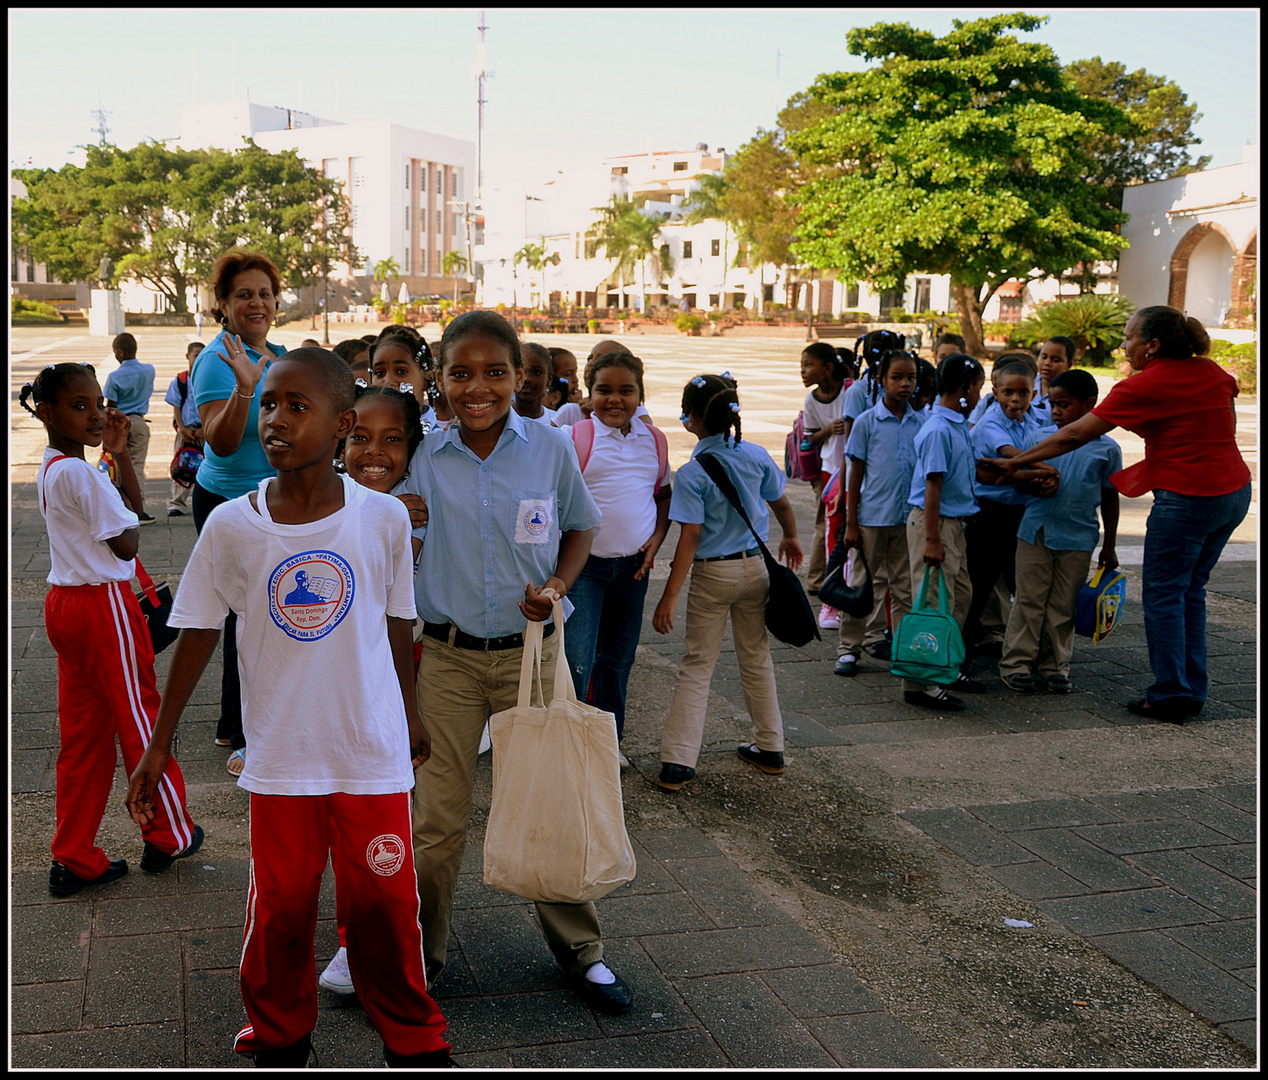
[729,402,741,414]
[399,383,414,396]
[690,376,707,388]
[355,378,369,389]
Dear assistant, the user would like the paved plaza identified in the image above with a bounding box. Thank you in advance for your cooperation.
[9,326,1258,1068]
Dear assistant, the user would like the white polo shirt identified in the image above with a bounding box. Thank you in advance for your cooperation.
[583,416,672,559]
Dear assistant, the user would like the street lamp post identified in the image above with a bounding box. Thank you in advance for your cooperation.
[322,253,330,345]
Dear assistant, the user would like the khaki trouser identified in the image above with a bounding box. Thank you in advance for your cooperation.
[660,553,783,768]
[125,413,150,483]
[412,631,603,986]
[903,507,971,692]
[837,523,912,656]
[806,472,827,592]
[1000,530,1092,679]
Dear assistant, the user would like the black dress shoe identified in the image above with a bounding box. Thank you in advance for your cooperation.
[737,743,785,774]
[1126,698,1193,724]
[49,858,128,897]
[570,963,633,1015]
[954,673,986,694]
[657,763,696,791]
[903,688,966,712]
[385,1047,456,1068]
[862,640,891,661]
[141,823,205,873]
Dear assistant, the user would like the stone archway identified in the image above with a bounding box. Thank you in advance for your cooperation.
[1229,230,1257,329]
[1168,221,1237,320]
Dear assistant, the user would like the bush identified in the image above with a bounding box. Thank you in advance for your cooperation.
[675,312,704,333]
[1011,294,1134,364]
[1209,339,1257,394]
[889,306,915,323]
[12,297,65,324]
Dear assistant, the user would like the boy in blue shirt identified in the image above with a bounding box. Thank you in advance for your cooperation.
[102,332,156,522]
[164,341,204,517]
[997,370,1121,694]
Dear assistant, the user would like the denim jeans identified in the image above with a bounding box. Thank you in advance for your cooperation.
[1142,483,1251,705]
[563,553,649,740]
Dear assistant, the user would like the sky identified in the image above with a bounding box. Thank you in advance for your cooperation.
[8,6,1261,200]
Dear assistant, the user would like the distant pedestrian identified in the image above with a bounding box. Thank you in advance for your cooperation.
[194,309,205,336]
[102,332,156,524]
[20,364,201,900]
[164,341,205,517]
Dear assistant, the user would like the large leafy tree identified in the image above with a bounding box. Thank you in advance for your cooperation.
[776,13,1132,354]
[12,140,353,313]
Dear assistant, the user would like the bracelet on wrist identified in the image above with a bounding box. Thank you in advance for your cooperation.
[234,386,255,399]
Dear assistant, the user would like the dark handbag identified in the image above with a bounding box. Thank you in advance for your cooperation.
[135,558,180,655]
[820,544,874,618]
[697,454,820,647]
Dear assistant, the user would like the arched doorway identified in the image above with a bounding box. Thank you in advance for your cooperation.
[1168,222,1237,326]
[1230,231,1257,329]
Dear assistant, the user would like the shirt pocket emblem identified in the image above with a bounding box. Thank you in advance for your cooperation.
[515,495,555,544]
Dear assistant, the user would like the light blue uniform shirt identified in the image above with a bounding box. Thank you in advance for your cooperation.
[189,328,287,499]
[164,373,201,428]
[1018,425,1122,551]
[840,377,875,422]
[102,358,156,415]
[971,400,1041,507]
[402,410,601,638]
[907,405,977,518]
[844,399,923,527]
[670,434,785,560]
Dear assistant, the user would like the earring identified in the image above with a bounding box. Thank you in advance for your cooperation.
[334,459,347,474]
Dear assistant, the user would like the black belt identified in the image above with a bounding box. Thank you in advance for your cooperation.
[697,547,761,563]
[422,621,555,651]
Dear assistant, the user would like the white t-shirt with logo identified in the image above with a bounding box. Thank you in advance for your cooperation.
[170,475,418,796]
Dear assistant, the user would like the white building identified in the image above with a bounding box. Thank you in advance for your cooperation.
[1118,144,1258,329]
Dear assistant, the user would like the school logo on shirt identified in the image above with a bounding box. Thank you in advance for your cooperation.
[514,495,555,544]
[366,834,406,877]
[267,549,355,641]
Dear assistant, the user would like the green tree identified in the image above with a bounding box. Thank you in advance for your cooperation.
[12,140,353,314]
[775,13,1131,354]
[373,256,401,289]
[590,196,663,311]
[441,249,469,302]
[514,239,549,309]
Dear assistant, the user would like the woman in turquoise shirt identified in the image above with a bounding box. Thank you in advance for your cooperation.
[189,250,288,769]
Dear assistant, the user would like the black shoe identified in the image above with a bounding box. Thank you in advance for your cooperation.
[954,673,986,694]
[862,640,891,661]
[737,743,785,774]
[140,823,205,873]
[657,763,696,791]
[834,654,858,677]
[1126,698,1192,725]
[385,1047,456,1068]
[254,1035,315,1068]
[569,962,633,1015]
[49,858,128,897]
[970,639,1003,659]
[137,511,156,525]
[1001,672,1036,694]
[904,688,966,712]
[167,508,185,517]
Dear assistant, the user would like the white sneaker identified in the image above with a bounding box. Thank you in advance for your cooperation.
[617,750,630,769]
[817,605,841,629]
[478,722,492,755]
[318,946,355,995]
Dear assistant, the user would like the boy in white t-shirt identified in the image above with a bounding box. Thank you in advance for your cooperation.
[126,348,451,1069]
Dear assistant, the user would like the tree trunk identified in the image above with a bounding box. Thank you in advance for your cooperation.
[756,263,765,316]
[952,281,986,358]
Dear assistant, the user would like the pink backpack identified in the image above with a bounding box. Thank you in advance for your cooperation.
[571,418,670,494]
[785,412,820,480]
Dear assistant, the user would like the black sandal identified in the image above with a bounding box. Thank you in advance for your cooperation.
[1126,698,1191,725]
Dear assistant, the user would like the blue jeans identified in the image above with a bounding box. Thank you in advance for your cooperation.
[1142,483,1251,705]
[564,553,649,740]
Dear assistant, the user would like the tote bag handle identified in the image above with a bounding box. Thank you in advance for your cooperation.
[514,592,578,709]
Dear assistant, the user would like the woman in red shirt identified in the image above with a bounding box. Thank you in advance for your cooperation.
[984,306,1251,723]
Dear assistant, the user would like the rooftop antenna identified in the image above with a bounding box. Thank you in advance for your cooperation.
[91,95,112,146]
[472,11,491,201]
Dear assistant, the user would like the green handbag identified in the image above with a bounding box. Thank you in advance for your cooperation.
[890,565,965,686]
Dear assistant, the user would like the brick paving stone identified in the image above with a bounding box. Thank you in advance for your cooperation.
[183,926,244,972]
[1205,783,1257,813]
[512,1029,730,1069]
[11,902,94,984]
[964,797,1123,831]
[94,889,245,936]
[438,991,600,1053]
[1190,843,1257,882]
[1164,919,1257,970]
[1092,930,1257,1024]
[1146,790,1258,843]
[633,827,722,862]
[676,972,838,1068]
[1085,792,1170,819]
[1073,818,1237,855]
[983,861,1091,900]
[589,890,714,937]
[760,963,883,1018]
[642,924,833,978]
[448,905,563,995]
[1219,1021,1256,1053]
[900,808,1037,866]
[780,712,852,747]
[1004,830,1157,892]
[1126,852,1258,919]
[11,1024,188,1069]
[10,981,85,1036]
[810,1011,946,1068]
[83,932,182,1027]
[662,855,788,928]
[1037,887,1217,936]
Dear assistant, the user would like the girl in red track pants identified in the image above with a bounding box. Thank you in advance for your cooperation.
[233,791,449,1059]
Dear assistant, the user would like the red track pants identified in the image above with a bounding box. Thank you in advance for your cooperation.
[234,791,449,1058]
[44,582,197,878]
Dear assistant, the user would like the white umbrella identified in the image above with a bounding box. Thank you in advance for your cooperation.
[398,282,410,305]
[380,282,390,303]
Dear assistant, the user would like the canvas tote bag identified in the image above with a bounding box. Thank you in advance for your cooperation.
[484,595,637,904]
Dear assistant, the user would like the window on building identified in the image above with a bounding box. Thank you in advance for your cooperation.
[420,208,426,234]
[913,277,931,313]
[999,295,1023,321]
[683,241,693,259]
[764,284,775,303]
[11,256,18,281]
[709,294,719,307]
[420,249,427,275]
[405,206,410,231]
[711,239,720,257]
[660,243,670,268]
[419,165,426,192]
[673,161,688,171]
[611,166,628,175]
[453,214,461,236]
[454,171,461,198]
[27,262,35,283]
[846,283,860,308]
[405,162,410,189]
[404,248,411,274]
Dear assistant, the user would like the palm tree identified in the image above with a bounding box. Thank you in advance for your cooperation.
[591,195,661,312]
[441,249,468,302]
[372,257,401,291]
[514,240,550,309]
